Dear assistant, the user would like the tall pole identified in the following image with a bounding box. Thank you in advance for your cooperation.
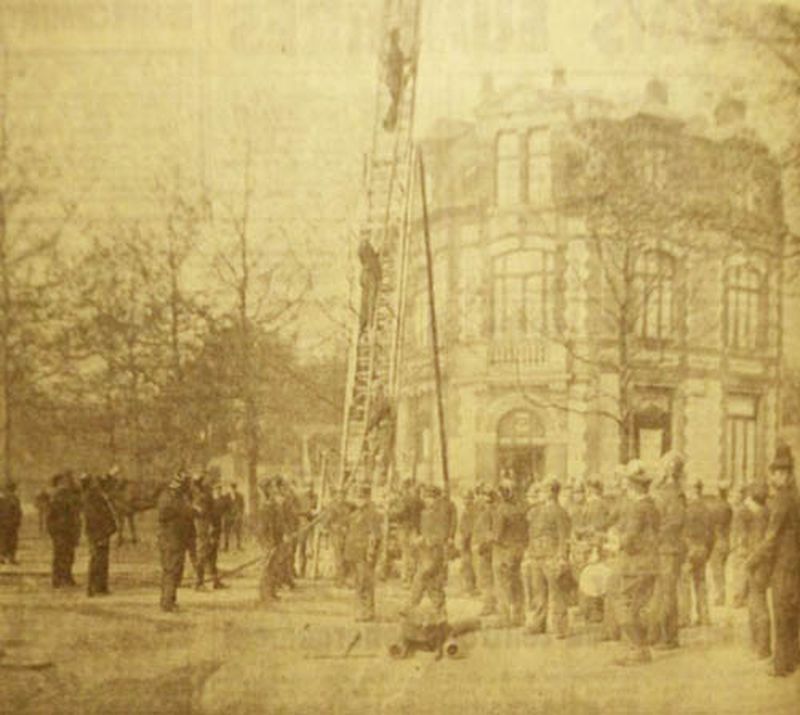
[417,149,450,498]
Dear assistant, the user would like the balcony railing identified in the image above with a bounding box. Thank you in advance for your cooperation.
[489,339,555,367]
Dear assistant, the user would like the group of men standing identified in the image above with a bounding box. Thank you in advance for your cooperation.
[156,472,247,612]
[314,444,799,677]
[45,471,117,594]
[253,476,316,605]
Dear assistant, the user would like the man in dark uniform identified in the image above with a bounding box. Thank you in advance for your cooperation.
[525,477,571,637]
[0,481,22,564]
[491,479,528,628]
[680,479,713,627]
[741,481,771,660]
[708,480,733,606]
[324,487,354,587]
[614,461,660,666]
[81,474,118,596]
[650,452,686,650]
[747,446,800,677]
[192,474,224,590]
[157,473,194,612]
[344,484,383,621]
[382,27,412,131]
[256,479,283,605]
[47,472,82,588]
[408,484,455,619]
[473,485,497,616]
[458,490,477,595]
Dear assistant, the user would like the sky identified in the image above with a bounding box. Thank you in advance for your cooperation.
[1,0,798,355]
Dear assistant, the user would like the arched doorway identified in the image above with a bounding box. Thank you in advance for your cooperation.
[497,409,545,489]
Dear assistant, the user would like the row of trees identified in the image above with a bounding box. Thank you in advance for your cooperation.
[0,137,346,506]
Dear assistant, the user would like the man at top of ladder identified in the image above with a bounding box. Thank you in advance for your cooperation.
[383,27,414,132]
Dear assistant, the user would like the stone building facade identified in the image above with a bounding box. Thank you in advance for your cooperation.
[395,75,785,493]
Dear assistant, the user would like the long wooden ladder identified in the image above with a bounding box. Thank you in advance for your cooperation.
[338,0,422,489]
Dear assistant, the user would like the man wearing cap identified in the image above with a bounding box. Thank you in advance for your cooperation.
[81,474,118,596]
[679,480,713,627]
[458,490,477,595]
[344,484,383,621]
[741,481,771,660]
[708,480,733,607]
[649,452,686,650]
[491,479,528,628]
[157,474,194,612]
[472,484,497,616]
[747,446,800,677]
[408,484,455,618]
[47,471,83,588]
[524,477,571,637]
[614,460,660,666]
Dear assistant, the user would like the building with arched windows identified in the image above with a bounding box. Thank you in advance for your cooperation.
[395,75,786,492]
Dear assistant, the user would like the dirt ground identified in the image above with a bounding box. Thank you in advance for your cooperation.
[1,521,798,714]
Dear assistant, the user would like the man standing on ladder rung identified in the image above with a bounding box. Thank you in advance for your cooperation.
[382,26,415,132]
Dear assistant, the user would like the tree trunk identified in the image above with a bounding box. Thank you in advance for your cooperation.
[0,194,11,482]
[245,395,259,515]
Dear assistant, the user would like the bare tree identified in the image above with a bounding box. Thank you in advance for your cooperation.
[517,118,734,463]
[212,136,311,510]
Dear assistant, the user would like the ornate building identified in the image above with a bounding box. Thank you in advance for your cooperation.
[395,73,785,492]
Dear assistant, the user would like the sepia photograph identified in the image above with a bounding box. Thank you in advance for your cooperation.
[0,1,799,712]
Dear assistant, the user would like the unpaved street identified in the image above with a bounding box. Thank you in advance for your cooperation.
[1,522,798,714]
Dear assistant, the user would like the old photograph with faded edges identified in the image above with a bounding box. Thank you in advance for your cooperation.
[0,0,799,713]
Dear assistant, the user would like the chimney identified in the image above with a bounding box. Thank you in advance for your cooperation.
[552,66,567,90]
[644,78,669,108]
[714,95,747,128]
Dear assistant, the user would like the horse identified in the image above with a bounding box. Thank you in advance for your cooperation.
[105,477,166,546]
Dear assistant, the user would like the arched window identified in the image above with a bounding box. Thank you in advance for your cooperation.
[492,249,555,337]
[726,265,764,351]
[497,409,545,447]
[496,132,521,207]
[634,250,675,341]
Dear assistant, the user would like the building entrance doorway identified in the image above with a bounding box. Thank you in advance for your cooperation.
[497,409,546,492]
